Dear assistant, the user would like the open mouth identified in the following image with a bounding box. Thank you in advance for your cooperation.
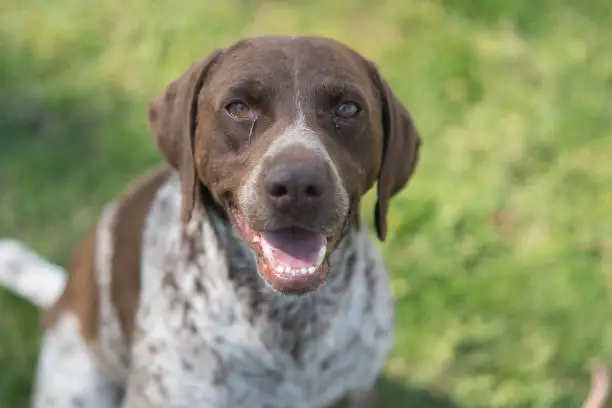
[232,211,329,294]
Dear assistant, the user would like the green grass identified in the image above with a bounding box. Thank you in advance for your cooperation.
[1,0,611,406]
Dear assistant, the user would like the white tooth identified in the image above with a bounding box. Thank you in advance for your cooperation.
[284,266,291,274]
[262,243,275,265]
[308,266,316,274]
[315,245,326,268]
[300,267,307,274]
[276,265,284,274]
[251,235,260,243]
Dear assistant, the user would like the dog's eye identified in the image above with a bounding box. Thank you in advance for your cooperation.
[226,101,255,120]
[335,102,360,118]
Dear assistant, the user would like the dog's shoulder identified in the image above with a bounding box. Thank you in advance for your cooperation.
[45,164,174,347]
[106,164,175,343]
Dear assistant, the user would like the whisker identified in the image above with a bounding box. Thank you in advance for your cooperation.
[248,118,258,145]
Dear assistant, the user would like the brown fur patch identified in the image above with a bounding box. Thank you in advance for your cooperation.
[110,165,172,344]
[44,227,99,340]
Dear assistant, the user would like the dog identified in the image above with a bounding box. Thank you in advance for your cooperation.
[0,35,422,408]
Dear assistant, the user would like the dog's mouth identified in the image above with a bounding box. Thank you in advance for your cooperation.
[231,210,330,295]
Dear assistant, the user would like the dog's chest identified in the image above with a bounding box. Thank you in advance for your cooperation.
[127,180,394,408]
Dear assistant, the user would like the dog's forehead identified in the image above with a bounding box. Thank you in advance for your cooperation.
[209,37,372,89]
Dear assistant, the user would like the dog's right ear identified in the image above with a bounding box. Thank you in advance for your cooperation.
[368,62,422,242]
[147,49,224,224]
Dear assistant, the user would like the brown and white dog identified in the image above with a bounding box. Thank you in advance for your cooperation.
[0,36,422,408]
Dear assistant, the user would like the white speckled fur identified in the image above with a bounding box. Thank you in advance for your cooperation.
[3,170,394,408]
[27,202,127,408]
[119,174,395,407]
[32,312,123,408]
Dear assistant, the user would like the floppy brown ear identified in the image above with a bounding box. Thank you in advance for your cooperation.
[371,67,422,241]
[147,49,224,223]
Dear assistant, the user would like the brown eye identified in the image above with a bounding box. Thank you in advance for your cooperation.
[226,101,255,120]
[335,102,360,118]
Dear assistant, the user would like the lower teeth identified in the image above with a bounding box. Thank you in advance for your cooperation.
[274,265,317,276]
[262,243,327,278]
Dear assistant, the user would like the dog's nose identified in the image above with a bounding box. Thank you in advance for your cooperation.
[264,163,327,210]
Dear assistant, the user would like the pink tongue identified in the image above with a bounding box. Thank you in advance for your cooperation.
[260,227,326,268]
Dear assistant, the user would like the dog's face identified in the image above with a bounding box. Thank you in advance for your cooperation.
[147,36,421,295]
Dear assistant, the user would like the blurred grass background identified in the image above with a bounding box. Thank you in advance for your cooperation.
[1,0,611,407]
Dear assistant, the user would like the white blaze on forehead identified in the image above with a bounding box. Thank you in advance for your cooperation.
[264,113,329,158]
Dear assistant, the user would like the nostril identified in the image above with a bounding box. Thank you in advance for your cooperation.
[268,182,288,198]
[304,184,323,198]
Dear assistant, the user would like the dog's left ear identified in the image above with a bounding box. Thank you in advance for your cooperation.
[147,49,224,223]
[369,64,422,241]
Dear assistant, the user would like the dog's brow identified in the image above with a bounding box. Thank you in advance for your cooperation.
[319,81,362,94]
[228,78,268,91]
[215,78,271,103]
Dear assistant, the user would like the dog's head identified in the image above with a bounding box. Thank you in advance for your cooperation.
[147,36,421,295]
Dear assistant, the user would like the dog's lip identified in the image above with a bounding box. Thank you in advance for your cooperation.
[229,208,333,294]
[228,207,333,241]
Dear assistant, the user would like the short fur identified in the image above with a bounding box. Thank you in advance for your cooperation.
[19,36,422,408]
